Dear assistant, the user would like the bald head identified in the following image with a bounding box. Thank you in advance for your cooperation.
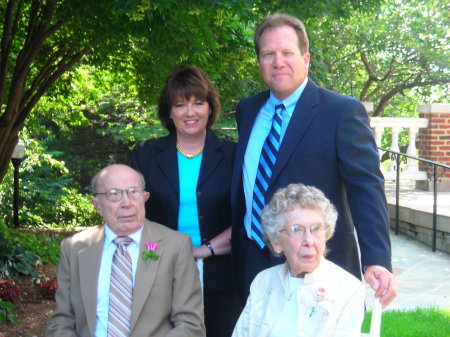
[91,164,145,194]
[91,164,149,236]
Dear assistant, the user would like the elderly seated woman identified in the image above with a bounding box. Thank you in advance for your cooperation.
[232,183,365,337]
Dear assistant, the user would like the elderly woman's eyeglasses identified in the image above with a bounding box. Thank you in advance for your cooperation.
[95,187,144,202]
[279,224,326,238]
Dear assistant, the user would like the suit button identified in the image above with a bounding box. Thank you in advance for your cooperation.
[197,191,202,197]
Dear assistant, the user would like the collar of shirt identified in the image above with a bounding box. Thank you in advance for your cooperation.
[104,223,143,249]
[269,77,309,120]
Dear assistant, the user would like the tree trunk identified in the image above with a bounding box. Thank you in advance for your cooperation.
[0,0,85,184]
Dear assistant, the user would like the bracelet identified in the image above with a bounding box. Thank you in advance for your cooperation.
[206,242,215,256]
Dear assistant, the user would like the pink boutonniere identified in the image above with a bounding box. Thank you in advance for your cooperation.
[307,287,327,318]
[142,241,160,264]
[314,287,326,302]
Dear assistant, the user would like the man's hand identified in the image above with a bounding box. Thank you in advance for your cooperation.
[364,265,397,308]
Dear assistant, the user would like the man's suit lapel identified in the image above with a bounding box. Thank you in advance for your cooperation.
[155,134,179,194]
[130,220,163,330]
[271,80,320,183]
[78,226,104,337]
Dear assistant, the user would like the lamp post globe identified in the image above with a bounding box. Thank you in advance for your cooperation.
[12,139,25,228]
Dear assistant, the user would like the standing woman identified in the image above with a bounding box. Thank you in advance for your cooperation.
[130,65,240,336]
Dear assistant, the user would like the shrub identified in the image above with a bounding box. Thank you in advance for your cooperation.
[0,232,39,278]
[0,137,102,228]
[5,228,61,265]
[0,299,18,323]
[34,275,58,300]
[0,279,21,303]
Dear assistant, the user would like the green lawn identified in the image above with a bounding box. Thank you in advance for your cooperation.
[361,307,450,337]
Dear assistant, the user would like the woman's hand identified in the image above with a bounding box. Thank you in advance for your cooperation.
[192,227,232,259]
[193,245,212,259]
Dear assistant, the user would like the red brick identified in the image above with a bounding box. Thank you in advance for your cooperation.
[429,118,446,123]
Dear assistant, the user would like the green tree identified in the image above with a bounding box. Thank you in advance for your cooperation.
[313,0,449,117]
[0,0,134,183]
[1,0,377,185]
[0,134,102,228]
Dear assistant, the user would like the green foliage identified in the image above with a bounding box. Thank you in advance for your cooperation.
[362,307,450,337]
[0,136,102,228]
[313,0,449,117]
[4,229,61,265]
[0,299,18,324]
[0,232,38,278]
[2,0,446,228]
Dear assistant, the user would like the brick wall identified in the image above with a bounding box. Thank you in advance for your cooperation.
[417,104,450,183]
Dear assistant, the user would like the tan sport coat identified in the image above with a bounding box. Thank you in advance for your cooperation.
[46,219,205,337]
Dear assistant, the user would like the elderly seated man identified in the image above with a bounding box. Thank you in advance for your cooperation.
[47,164,205,337]
[233,183,365,337]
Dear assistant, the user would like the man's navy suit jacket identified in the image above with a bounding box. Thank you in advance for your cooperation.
[230,79,392,304]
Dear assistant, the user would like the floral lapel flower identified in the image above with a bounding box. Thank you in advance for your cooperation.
[314,287,326,302]
[142,241,160,264]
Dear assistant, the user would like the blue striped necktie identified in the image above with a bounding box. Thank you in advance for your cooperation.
[108,236,133,337]
[250,104,284,248]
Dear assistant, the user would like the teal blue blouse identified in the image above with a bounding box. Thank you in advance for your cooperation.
[177,152,203,246]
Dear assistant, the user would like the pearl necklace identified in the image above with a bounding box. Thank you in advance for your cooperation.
[176,144,204,158]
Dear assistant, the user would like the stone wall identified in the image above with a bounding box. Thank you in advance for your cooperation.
[19,227,89,241]
[388,204,450,254]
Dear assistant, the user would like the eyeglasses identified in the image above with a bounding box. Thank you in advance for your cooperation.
[279,224,327,239]
[94,187,144,202]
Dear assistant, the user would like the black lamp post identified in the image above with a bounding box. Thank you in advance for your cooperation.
[11,139,25,228]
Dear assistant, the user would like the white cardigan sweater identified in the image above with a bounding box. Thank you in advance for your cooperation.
[232,258,365,337]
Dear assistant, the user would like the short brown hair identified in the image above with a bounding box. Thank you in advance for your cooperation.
[158,65,220,133]
[254,13,309,58]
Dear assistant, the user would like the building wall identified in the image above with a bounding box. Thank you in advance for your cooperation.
[417,104,450,190]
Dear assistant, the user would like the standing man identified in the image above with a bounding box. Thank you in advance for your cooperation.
[231,13,397,308]
[47,164,205,337]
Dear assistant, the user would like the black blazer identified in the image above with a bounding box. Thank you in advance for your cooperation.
[231,79,392,302]
[131,131,236,294]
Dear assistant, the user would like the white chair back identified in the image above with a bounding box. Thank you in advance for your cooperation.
[361,298,382,337]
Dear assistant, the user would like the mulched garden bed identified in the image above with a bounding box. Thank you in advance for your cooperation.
[0,264,57,337]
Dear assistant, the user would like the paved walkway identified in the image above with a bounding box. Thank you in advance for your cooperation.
[384,181,450,217]
[363,182,450,311]
[364,230,450,311]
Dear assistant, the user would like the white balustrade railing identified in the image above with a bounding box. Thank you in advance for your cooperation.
[369,117,429,181]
